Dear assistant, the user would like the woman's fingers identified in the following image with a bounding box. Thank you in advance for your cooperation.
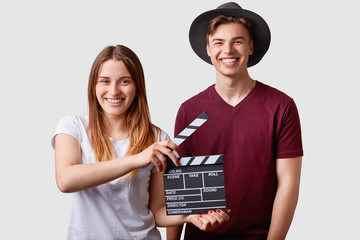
[201,211,218,231]
[158,140,179,152]
[211,209,230,223]
[199,214,211,231]
[198,209,230,231]
[153,151,166,172]
[145,140,180,172]
[135,139,179,172]
[156,140,180,167]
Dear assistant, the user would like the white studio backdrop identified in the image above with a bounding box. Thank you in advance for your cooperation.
[0,0,359,239]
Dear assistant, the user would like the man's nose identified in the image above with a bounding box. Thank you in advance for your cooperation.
[224,42,235,54]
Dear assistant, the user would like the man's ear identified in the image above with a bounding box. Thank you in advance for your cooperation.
[249,40,254,55]
[206,44,210,57]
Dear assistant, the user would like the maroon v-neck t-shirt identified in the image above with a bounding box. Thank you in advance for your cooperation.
[175,81,303,239]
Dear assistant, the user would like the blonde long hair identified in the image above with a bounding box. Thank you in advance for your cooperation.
[87,45,160,178]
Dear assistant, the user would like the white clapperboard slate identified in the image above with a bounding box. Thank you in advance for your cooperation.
[163,112,227,215]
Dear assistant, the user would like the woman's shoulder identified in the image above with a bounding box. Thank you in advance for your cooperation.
[156,127,171,142]
[52,116,89,148]
[54,115,89,139]
[59,115,88,122]
[57,115,89,127]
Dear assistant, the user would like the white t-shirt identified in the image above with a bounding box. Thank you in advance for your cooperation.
[52,116,170,240]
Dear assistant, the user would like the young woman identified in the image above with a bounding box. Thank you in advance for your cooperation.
[52,45,229,239]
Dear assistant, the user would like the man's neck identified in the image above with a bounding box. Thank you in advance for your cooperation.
[215,72,256,107]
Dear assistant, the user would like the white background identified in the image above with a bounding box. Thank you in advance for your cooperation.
[1,0,359,239]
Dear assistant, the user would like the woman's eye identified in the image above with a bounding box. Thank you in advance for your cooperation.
[120,79,133,85]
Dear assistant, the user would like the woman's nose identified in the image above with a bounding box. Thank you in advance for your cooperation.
[109,82,120,95]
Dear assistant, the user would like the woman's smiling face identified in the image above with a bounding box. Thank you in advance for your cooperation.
[95,59,136,121]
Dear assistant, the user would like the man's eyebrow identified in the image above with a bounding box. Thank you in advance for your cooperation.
[233,36,245,40]
[211,38,224,42]
[211,36,246,42]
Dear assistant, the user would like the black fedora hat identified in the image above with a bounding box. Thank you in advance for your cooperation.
[189,2,271,67]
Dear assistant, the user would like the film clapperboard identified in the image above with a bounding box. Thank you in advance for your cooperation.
[163,112,227,215]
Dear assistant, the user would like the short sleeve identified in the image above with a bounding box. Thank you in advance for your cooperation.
[159,129,171,141]
[51,116,82,149]
[276,99,303,159]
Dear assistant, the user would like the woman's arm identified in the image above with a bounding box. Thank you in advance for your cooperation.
[54,133,179,193]
[166,226,183,240]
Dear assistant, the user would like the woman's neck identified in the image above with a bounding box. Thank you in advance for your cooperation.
[103,115,129,141]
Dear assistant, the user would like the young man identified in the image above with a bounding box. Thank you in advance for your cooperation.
[167,2,303,240]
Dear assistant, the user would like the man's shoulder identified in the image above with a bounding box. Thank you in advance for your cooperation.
[256,81,293,103]
[181,84,214,106]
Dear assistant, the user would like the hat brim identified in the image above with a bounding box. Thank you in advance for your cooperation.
[189,7,271,67]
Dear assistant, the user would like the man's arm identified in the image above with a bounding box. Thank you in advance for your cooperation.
[267,156,302,240]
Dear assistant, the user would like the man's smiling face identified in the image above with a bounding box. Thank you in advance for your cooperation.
[206,22,253,78]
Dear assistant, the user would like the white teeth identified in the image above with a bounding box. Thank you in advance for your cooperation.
[222,58,237,63]
[107,99,121,103]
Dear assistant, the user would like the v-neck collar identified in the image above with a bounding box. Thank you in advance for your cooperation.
[211,81,259,113]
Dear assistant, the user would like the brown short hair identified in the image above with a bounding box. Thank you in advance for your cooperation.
[206,15,253,43]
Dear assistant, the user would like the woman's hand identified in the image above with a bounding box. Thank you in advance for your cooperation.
[186,209,231,232]
[134,140,180,172]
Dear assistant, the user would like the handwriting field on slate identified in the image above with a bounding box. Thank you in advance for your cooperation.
[163,112,227,215]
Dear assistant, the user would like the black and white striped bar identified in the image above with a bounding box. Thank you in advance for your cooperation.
[172,112,209,146]
[179,154,223,166]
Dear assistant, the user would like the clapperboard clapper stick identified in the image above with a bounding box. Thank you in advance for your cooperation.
[163,112,227,215]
